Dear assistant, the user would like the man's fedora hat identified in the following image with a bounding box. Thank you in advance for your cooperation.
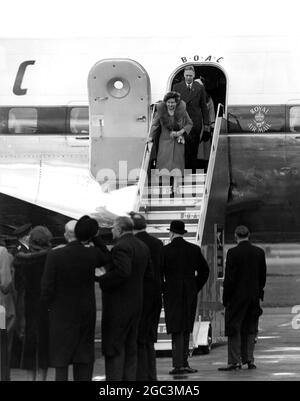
[168,220,187,235]
[75,215,99,242]
[12,223,32,237]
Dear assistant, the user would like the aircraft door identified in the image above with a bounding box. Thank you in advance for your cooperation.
[88,59,151,186]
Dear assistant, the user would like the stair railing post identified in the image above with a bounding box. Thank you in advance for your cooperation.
[0,305,8,381]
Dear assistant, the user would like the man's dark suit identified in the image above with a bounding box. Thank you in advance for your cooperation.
[135,231,163,381]
[163,237,209,369]
[223,240,267,365]
[173,80,209,170]
[99,233,152,381]
[41,237,110,381]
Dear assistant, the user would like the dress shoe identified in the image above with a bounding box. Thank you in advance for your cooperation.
[218,364,241,371]
[242,361,257,369]
[184,366,198,373]
[169,367,186,375]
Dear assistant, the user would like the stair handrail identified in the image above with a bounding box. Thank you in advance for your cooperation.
[133,104,157,212]
[196,103,224,246]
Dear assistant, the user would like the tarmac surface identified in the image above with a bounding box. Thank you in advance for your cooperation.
[10,306,300,381]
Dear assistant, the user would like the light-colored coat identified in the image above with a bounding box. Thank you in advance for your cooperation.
[0,246,16,361]
[150,101,193,175]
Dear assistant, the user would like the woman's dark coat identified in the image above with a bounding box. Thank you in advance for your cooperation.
[41,239,110,367]
[99,233,152,357]
[163,237,209,333]
[13,248,50,370]
[223,240,267,336]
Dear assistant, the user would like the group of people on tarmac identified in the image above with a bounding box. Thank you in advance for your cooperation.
[0,210,266,380]
[0,214,208,381]
[148,65,215,194]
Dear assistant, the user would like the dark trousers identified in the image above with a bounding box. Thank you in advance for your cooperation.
[136,342,157,381]
[171,331,190,368]
[105,326,138,381]
[55,363,94,381]
[228,333,256,365]
[185,128,201,172]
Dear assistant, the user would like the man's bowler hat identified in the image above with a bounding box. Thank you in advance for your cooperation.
[75,215,99,242]
[168,220,187,235]
[12,223,32,237]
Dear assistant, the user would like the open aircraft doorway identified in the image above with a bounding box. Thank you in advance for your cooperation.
[169,63,227,115]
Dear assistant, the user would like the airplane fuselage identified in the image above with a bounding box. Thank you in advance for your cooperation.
[1,37,300,241]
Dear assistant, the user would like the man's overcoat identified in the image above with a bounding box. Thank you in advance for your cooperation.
[163,237,209,333]
[223,240,267,336]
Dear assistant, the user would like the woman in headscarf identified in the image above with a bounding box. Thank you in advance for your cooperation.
[148,91,193,194]
[13,225,52,381]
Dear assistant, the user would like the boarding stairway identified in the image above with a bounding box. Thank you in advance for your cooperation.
[139,174,204,245]
[134,103,226,246]
[134,104,227,351]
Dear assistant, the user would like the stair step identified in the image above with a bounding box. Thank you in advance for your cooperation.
[146,218,198,225]
[148,173,206,185]
[143,185,204,196]
[143,210,201,221]
[149,231,196,238]
[177,173,206,184]
[141,197,203,207]
[139,204,202,212]
[157,237,199,245]
[147,223,198,235]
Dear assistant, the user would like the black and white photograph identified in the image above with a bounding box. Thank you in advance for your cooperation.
[1,0,300,387]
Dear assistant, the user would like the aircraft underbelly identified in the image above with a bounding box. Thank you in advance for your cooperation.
[0,137,138,223]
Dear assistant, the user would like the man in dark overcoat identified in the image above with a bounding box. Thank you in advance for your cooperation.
[10,223,31,369]
[129,212,163,381]
[98,216,152,381]
[219,225,266,371]
[163,220,209,375]
[173,65,210,171]
[41,216,110,381]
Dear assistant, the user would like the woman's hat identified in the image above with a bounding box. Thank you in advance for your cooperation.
[12,223,32,238]
[29,226,52,250]
[75,215,99,242]
[129,211,147,230]
[168,220,187,235]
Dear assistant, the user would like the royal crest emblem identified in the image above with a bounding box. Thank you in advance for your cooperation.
[248,106,272,133]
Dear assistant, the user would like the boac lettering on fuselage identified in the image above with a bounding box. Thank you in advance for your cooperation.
[181,55,224,63]
[13,60,35,96]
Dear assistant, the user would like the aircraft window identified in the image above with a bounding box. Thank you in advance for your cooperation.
[114,80,124,90]
[38,107,66,134]
[8,108,37,134]
[289,106,300,133]
[107,77,130,98]
[0,108,8,134]
[70,107,89,134]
